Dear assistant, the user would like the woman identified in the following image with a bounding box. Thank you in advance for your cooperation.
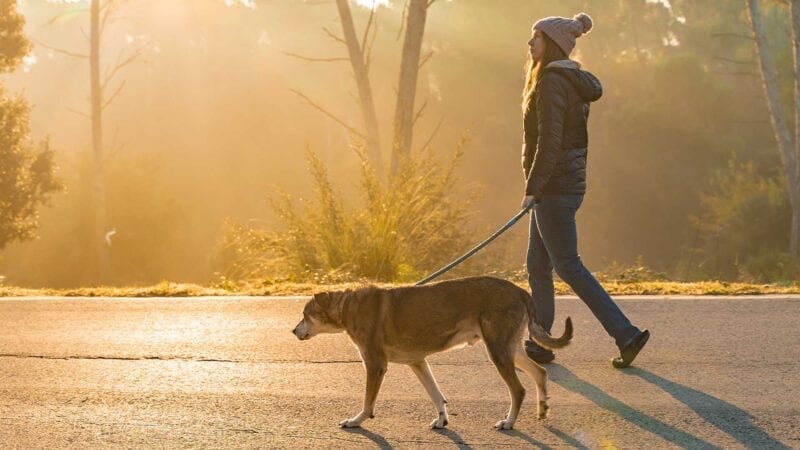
[520,12,649,368]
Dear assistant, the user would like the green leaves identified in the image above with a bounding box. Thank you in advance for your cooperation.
[0,91,62,250]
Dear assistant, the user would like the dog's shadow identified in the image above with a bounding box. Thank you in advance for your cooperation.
[433,427,472,449]
[436,424,563,449]
[341,427,393,449]
[548,364,789,449]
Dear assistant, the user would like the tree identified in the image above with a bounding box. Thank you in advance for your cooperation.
[288,0,438,178]
[391,0,433,174]
[745,0,800,262]
[0,0,62,251]
[42,0,145,283]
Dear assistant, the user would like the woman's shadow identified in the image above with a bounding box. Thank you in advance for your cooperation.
[548,364,790,449]
[628,367,790,449]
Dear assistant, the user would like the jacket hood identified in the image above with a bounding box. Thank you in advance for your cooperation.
[544,59,603,102]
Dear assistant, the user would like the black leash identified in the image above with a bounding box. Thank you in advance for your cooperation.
[415,204,533,286]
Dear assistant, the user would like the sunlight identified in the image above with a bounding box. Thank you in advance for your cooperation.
[224,0,256,9]
[353,0,390,10]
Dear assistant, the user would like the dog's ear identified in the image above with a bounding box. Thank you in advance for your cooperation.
[313,292,333,311]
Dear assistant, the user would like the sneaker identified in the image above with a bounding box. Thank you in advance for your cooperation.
[612,329,650,369]
[525,339,555,364]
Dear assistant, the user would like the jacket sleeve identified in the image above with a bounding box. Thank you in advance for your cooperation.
[521,99,538,180]
[525,72,568,198]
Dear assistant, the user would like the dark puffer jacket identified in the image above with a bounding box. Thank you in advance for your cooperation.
[522,59,603,198]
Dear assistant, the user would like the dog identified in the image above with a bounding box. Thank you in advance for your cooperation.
[291,275,572,430]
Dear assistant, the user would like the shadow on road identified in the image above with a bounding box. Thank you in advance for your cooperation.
[341,427,393,449]
[503,429,556,449]
[542,425,589,449]
[433,427,473,449]
[628,368,790,450]
[548,364,717,449]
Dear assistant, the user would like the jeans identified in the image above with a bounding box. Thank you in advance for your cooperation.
[526,194,640,350]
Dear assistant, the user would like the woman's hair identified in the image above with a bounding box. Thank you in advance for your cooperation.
[521,32,567,112]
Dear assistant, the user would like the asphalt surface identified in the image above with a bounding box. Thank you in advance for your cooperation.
[0,294,798,449]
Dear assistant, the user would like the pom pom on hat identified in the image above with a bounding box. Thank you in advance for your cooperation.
[573,12,593,35]
[533,12,595,55]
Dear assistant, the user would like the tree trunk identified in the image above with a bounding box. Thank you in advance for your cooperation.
[391,0,428,176]
[746,0,800,260]
[90,0,111,283]
[791,0,800,258]
[335,0,383,177]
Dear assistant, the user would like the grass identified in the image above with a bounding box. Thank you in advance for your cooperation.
[2,278,800,297]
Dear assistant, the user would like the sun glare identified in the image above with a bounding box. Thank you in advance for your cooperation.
[353,0,390,10]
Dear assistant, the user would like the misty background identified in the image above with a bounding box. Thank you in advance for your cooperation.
[0,0,791,287]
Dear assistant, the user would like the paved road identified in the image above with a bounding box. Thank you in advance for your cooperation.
[0,295,798,449]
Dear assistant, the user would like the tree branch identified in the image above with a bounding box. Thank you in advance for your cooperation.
[419,114,444,152]
[396,0,409,41]
[289,88,364,138]
[102,80,126,111]
[713,56,756,65]
[412,98,428,126]
[281,51,349,62]
[66,107,91,119]
[418,49,434,69]
[710,32,754,40]
[322,26,347,45]
[103,47,143,89]
[34,41,88,59]
[361,3,376,59]
[365,17,379,71]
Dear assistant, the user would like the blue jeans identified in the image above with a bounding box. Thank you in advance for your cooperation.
[526,194,640,350]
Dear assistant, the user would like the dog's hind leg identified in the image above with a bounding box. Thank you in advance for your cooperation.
[482,326,526,430]
[340,351,387,428]
[514,347,549,419]
[409,359,449,429]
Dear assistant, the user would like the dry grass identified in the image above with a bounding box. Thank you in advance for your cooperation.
[2,278,800,297]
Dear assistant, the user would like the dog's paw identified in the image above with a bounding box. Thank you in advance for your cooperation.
[430,416,448,429]
[493,419,514,430]
[339,418,362,428]
[538,400,549,420]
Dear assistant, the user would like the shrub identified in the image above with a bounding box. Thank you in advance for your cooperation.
[213,133,479,283]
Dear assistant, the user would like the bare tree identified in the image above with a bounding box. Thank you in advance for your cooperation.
[391,0,434,174]
[288,0,437,179]
[286,0,383,177]
[41,0,144,283]
[745,0,800,260]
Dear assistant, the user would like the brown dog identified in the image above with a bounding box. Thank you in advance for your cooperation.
[291,275,572,430]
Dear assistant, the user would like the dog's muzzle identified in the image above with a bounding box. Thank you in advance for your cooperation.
[292,325,310,341]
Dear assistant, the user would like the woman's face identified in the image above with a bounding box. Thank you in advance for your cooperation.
[528,29,544,61]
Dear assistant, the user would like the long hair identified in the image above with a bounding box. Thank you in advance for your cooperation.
[522,32,567,112]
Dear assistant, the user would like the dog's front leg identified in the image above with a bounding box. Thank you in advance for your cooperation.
[409,359,449,429]
[340,353,387,428]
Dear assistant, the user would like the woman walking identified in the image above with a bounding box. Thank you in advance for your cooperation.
[520,12,649,368]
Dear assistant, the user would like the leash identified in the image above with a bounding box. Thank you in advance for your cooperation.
[415,204,534,286]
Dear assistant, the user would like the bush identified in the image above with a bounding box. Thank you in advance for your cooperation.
[213,133,479,283]
[687,156,791,281]
[595,255,668,283]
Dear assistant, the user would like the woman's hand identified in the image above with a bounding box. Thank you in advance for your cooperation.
[521,195,536,209]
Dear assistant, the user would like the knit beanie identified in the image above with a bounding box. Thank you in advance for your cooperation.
[532,12,593,56]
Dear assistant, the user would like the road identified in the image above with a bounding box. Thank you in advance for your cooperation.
[0,294,798,449]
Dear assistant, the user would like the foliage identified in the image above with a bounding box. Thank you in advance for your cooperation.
[596,255,669,283]
[0,0,29,74]
[0,1,61,252]
[214,133,478,282]
[0,90,62,251]
[688,156,794,282]
[4,277,800,297]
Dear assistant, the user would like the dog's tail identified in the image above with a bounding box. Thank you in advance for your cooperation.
[524,291,573,349]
